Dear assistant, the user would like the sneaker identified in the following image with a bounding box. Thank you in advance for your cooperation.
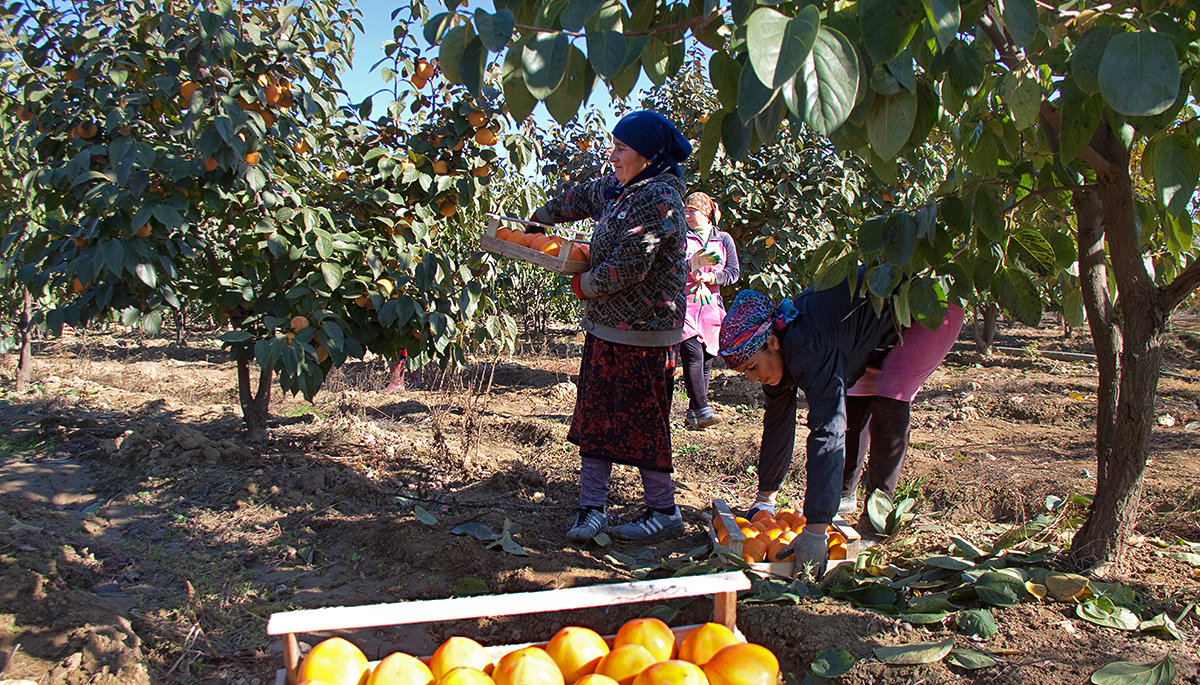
[566,506,609,543]
[693,407,722,429]
[838,495,858,515]
[746,502,775,519]
[610,507,685,541]
[685,409,697,428]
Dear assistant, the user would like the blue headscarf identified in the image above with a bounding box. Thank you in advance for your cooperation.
[610,111,692,193]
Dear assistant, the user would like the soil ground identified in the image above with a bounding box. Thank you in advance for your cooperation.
[0,311,1198,685]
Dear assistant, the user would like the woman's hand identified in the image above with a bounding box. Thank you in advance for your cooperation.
[695,272,716,285]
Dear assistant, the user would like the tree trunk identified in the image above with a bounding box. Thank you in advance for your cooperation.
[175,309,186,347]
[1070,123,1166,570]
[237,356,272,443]
[972,302,998,354]
[1072,189,1119,474]
[15,289,33,392]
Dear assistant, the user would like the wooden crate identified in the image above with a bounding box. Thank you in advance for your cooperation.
[480,215,590,275]
[707,499,861,575]
[269,571,752,685]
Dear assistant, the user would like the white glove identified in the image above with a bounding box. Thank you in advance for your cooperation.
[777,529,829,577]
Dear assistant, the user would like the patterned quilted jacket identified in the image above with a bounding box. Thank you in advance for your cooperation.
[540,172,687,347]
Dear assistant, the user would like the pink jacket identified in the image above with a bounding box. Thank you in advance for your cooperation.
[848,304,966,402]
[683,230,739,355]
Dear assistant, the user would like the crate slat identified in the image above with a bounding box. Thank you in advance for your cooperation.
[268,572,750,636]
[480,216,588,275]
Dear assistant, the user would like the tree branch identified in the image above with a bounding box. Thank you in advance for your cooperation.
[1161,258,1200,310]
[1003,185,1094,214]
[513,10,722,39]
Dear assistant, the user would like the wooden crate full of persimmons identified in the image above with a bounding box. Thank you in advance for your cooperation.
[267,572,794,685]
[709,499,860,575]
[481,215,591,275]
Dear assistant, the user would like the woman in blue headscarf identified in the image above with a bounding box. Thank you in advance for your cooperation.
[528,111,693,544]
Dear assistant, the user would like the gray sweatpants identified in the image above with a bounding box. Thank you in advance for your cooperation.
[580,457,675,511]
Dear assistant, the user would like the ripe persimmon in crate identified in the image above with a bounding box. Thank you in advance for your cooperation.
[480,215,590,274]
[269,572,756,685]
[708,499,860,574]
[291,617,781,685]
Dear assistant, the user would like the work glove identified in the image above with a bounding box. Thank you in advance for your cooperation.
[688,249,719,271]
[525,209,550,234]
[777,528,829,578]
[691,282,713,306]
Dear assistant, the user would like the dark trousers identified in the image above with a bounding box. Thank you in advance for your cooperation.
[680,336,714,411]
[842,395,911,500]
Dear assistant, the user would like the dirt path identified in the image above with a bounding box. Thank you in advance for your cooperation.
[0,315,1197,684]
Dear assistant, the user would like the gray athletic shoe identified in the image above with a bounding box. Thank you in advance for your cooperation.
[838,495,858,515]
[610,507,685,541]
[566,507,609,543]
[694,406,722,429]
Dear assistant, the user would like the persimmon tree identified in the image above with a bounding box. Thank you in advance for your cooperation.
[423,0,1200,569]
[1,0,520,440]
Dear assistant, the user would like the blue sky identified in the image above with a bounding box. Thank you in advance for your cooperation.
[338,0,641,129]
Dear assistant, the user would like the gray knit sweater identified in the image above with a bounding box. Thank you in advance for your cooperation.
[538,173,687,347]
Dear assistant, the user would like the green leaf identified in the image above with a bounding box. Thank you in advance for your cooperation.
[972,188,1005,242]
[458,37,488,99]
[475,9,514,51]
[451,522,501,540]
[642,37,670,86]
[1006,75,1041,130]
[866,89,917,160]
[1059,79,1101,163]
[948,535,985,558]
[1090,656,1176,685]
[908,276,947,330]
[867,489,894,534]
[1168,550,1200,565]
[867,262,901,298]
[710,51,741,110]
[901,612,949,624]
[721,109,753,161]
[135,263,157,288]
[523,31,572,100]
[874,637,954,665]
[1153,132,1200,218]
[787,26,859,135]
[997,0,1038,47]
[1010,228,1056,276]
[737,60,779,123]
[947,43,985,97]
[439,25,477,86]
[451,578,489,596]
[560,0,603,32]
[1072,26,1114,95]
[424,12,456,46]
[1098,31,1181,117]
[586,30,626,79]
[1138,612,1185,641]
[923,555,975,570]
[955,608,998,638]
[697,110,726,179]
[921,0,960,52]
[747,5,820,90]
[946,649,997,670]
[502,43,538,123]
[859,0,924,64]
[546,45,589,126]
[413,505,438,525]
[811,649,855,677]
[1077,598,1140,630]
[319,262,343,290]
[974,571,1027,606]
[993,265,1042,328]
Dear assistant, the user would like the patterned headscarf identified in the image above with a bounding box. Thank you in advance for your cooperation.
[684,192,721,226]
[718,290,800,370]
